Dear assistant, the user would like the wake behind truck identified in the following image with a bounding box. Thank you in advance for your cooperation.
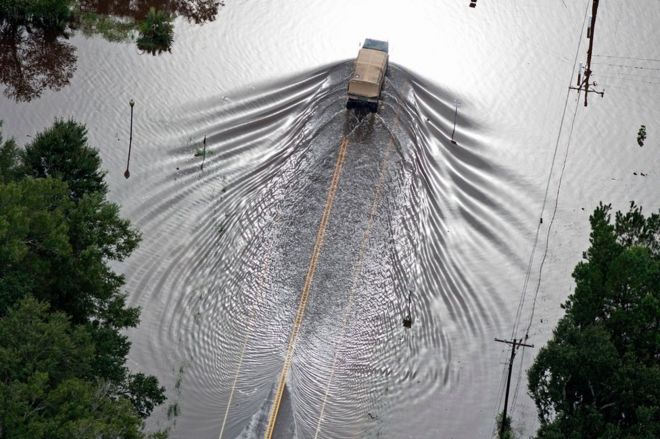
[346,39,389,113]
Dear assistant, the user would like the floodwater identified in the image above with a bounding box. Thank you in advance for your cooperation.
[1,1,659,438]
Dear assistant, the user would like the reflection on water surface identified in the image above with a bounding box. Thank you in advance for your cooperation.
[0,27,76,102]
[0,0,221,101]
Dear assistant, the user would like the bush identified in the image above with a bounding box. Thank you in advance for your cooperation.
[136,7,174,55]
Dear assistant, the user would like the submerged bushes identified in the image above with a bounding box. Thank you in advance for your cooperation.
[137,7,174,55]
[0,0,74,31]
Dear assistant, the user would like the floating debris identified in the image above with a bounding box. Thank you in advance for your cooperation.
[637,124,646,146]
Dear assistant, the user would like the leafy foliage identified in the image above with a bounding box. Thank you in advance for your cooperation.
[0,120,166,436]
[528,202,660,439]
[496,412,515,439]
[0,177,72,310]
[77,11,137,42]
[637,125,647,147]
[2,2,223,102]
[0,297,144,439]
[21,120,107,200]
[136,7,174,54]
[0,123,20,182]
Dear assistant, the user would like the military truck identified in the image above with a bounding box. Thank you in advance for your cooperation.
[346,39,389,113]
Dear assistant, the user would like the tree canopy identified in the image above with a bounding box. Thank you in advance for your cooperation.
[0,120,166,437]
[0,297,144,439]
[528,202,659,439]
[21,120,107,199]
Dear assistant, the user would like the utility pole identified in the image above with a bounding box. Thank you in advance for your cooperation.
[570,0,604,106]
[494,337,534,438]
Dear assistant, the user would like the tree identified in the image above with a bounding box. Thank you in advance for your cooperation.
[496,412,515,439]
[0,123,20,182]
[21,120,106,200]
[136,7,174,55]
[528,202,660,439]
[0,177,72,310]
[0,297,144,439]
[0,120,166,429]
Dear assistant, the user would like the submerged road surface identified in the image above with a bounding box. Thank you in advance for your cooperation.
[218,99,412,438]
[111,63,535,438]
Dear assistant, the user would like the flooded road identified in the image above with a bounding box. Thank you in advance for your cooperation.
[2,1,659,437]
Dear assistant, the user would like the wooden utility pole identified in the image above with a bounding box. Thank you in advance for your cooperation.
[570,0,604,106]
[494,337,534,438]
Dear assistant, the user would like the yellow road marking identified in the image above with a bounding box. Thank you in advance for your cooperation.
[313,133,395,439]
[219,209,282,439]
[264,136,350,439]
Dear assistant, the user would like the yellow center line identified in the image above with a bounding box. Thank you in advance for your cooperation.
[313,133,395,439]
[264,136,350,439]
[219,208,282,439]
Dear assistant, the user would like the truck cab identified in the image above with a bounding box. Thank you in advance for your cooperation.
[346,39,389,113]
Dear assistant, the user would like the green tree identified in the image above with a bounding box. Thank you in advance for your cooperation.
[21,120,106,200]
[528,202,660,439]
[0,120,166,429]
[496,412,515,439]
[0,123,20,182]
[0,297,144,439]
[0,177,72,308]
[136,7,174,55]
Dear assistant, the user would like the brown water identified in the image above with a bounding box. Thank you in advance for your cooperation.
[1,1,659,438]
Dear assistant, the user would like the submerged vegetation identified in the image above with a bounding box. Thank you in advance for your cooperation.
[0,0,74,31]
[0,120,167,437]
[76,10,136,42]
[528,203,659,438]
[137,8,174,55]
[637,124,647,147]
[0,1,222,101]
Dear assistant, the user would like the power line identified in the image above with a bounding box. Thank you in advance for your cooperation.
[512,93,582,414]
[594,54,660,63]
[524,89,580,339]
[593,62,660,72]
[494,1,591,433]
[509,0,590,343]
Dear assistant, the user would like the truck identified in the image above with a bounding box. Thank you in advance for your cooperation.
[346,39,389,113]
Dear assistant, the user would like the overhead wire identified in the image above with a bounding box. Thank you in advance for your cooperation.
[491,0,591,432]
[507,0,590,343]
[592,62,660,72]
[512,91,581,413]
[594,54,660,63]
